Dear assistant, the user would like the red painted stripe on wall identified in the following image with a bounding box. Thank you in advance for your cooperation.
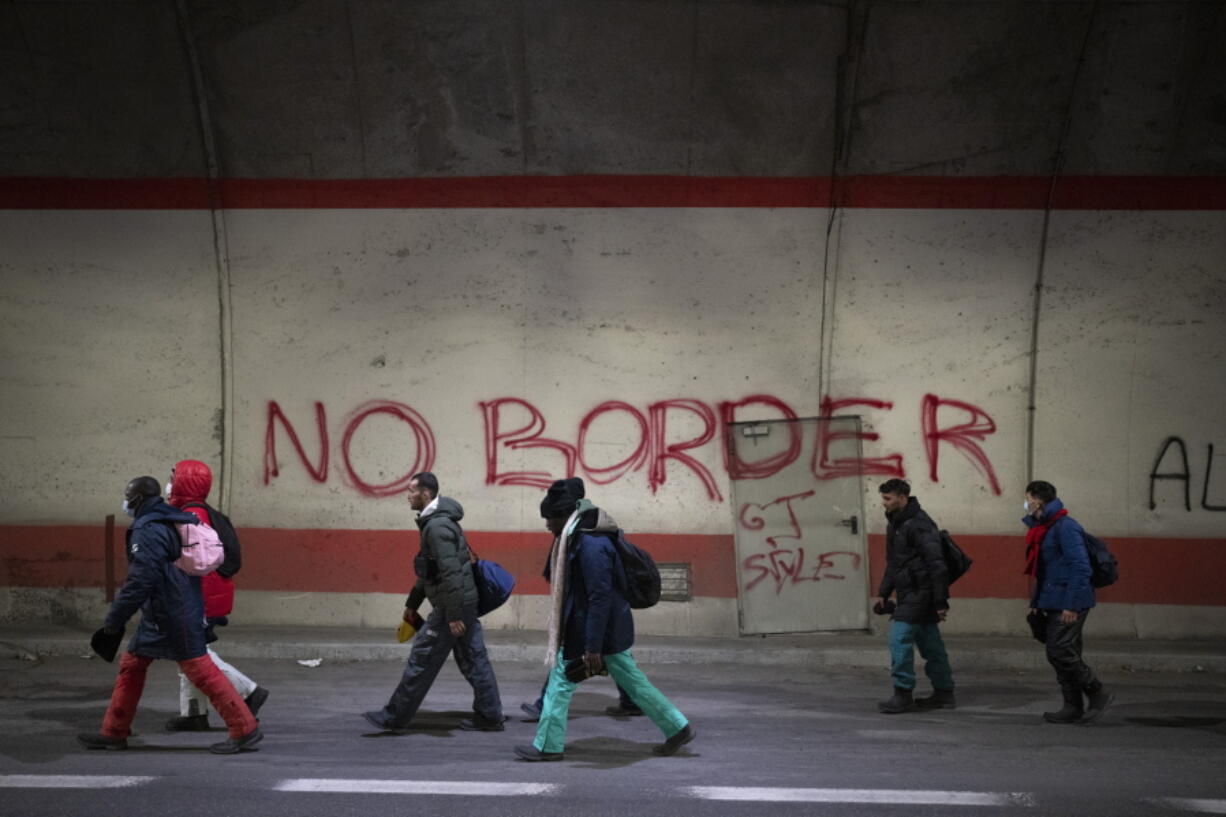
[2,175,1225,210]
[2,524,1221,606]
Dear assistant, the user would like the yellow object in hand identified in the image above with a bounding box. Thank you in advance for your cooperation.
[396,609,425,643]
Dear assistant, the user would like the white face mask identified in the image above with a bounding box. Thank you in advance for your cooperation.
[166,481,174,498]
[122,499,136,518]
[1023,501,1030,513]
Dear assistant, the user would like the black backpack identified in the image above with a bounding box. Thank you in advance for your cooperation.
[938,530,973,584]
[610,530,661,609]
[1082,531,1119,588]
[182,501,242,578]
[1054,517,1119,588]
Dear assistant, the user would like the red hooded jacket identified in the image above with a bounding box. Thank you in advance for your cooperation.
[168,459,236,618]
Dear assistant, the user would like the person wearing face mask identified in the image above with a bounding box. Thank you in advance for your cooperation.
[78,477,262,754]
[1023,480,1113,725]
[164,459,269,732]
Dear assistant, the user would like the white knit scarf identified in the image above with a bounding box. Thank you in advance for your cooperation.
[543,500,593,666]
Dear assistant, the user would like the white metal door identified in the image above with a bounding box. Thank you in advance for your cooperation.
[729,416,870,635]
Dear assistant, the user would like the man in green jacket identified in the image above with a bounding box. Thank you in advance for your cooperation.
[363,472,504,732]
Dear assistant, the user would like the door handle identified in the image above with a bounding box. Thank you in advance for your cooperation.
[839,515,858,535]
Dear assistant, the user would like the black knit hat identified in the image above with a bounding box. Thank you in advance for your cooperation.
[540,477,585,519]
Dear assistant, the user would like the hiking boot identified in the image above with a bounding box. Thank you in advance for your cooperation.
[914,688,956,710]
[653,724,696,756]
[878,687,915,714]
[605,703,644,717]
[244,686,270,718]
[164,714,210,732]
[1080,684,1114,725]
[77,733,127,751]
[1043,689,1084,724]
[514,744,564,762]
[209,727,263,755]
[458,714,506,732]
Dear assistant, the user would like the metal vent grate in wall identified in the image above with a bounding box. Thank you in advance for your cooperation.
[657,563,692,602]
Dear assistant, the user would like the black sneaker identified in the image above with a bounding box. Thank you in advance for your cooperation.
[458,715,506,732]
[245,687,270,718]
[653,724,696,756]
[514,744,563,762]
[209,727,263,755]
[77,733,127,751]
[164,714,210,732]
[520,701,541,722]
[605,703,645,717]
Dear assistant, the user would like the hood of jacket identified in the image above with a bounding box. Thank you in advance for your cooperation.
[417,495,464,529]
[169,459,212,507]
[1022,497,1066,529]
[578,507,619,536]
[131,496,199,530]
[886,495,922,526]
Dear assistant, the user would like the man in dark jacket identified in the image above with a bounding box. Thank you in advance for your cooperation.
[875,478,955,714]
[513,477,694,762]
[1023,480,1113,724]
[78,477,262,754]
[363,472,503,732]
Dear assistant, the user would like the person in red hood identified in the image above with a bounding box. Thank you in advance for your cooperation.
[165,459,269,731]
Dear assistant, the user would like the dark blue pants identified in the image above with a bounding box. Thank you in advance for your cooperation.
[380,605,502,727]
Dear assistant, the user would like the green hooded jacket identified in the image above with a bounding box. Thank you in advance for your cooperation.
[405,496,478,622]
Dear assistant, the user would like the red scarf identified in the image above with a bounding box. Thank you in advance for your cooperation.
[1023,508,1068,576]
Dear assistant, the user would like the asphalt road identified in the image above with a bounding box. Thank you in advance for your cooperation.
[1,653,1224,817]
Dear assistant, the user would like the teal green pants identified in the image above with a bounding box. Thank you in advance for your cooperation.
[534,650,688,754]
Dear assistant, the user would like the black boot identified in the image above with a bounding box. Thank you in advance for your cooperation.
[1043,688,1083,724]
[914,688,956,709]
[1079,682,1114,725]
[878,687,915,714]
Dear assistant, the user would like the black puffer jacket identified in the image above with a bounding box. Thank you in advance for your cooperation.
[876,497,949,624]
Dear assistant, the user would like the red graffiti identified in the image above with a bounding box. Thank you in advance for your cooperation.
[721,395,801,479]
[481,396,726,500]
[340,401,437,497]
[739,491,816,549]
[742,549,863,594]
[263,400,436,497]
[578,401,649,485]
[921,394,1002,495]
[264,401,328,484]
[812,396,905,480]
[479,398,577,489]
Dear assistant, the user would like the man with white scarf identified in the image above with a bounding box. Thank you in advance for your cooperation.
[514,477,694,761]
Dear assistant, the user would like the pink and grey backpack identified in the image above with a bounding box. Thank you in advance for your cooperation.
[174,520,225,576]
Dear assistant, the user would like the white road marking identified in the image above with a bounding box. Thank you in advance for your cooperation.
[275,779,559,796]
[0,775,155,789]
[1154,799,1226,814]
[687,786,1035,806]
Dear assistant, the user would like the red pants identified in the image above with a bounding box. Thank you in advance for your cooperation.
[100,652,257,739]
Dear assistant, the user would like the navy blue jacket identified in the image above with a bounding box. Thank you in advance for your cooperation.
[106,498,208,660]
[559,508,634,661]
[1024,499,1096,612]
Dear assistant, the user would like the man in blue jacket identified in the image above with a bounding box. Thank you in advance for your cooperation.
[1023,480,1113,724]
[514,477,694,762]
[78,477,262,754]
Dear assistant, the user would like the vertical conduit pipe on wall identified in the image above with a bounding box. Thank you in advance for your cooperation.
[174,0,237,512]
[1025,0,1102,482]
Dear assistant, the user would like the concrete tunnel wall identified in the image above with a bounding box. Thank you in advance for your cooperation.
[1,1,1224,639]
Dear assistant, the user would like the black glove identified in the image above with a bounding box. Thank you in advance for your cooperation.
[90,626,124,663]
[872,599,896,616]
[1026,610,1047,644]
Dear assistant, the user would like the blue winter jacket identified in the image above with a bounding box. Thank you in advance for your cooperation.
[1023,499,1096,613]
[106,498,209,660]
[558,508,635,661]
